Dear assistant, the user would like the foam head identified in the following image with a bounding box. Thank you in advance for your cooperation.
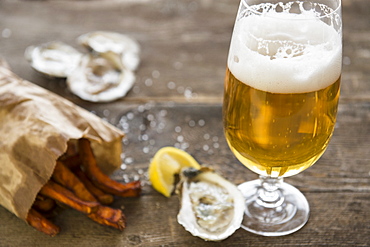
[228,2,342,93]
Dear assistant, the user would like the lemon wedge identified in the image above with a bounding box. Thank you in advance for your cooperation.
[149,146,201,197]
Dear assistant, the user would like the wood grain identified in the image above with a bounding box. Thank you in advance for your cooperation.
[0,0,369,246]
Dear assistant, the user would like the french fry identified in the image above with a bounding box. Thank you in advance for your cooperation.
[78,138,141,197]
[58,153,81,170]
[64,140,78,156]
[32,195,56,212]
[39,180,100,214]
[58,155,114,205]
[26,208,60,237]
[28,137,141,236]
[52,161,97,203]
[74,168,114,205]
[88,206,126,230]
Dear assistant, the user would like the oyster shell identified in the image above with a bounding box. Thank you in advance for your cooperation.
[24,31,140,102]
[176,167,245,241]
[77,31,140,71]
[25,41,82,78]
[66,52,135,102]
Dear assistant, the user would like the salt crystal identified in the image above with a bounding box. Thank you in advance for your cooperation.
[138,105,145,112]
[158,122,166,130]
[343,56,351,65]
[167,81,176,89]
[177,135,184,142]
[198,119,205,126]
[121,122,129,131]
[173,61,183,70]
[144,102,153,110]
[103,109,110,117]
[145,78,153,86]
[177,86,185,94]
[2,28,11,38]
[139,124,146,130]
[152,70,160,78]
[127,112,134,120]
[150,121,157,128]
[133,85,140,94]
[181,142,189,149]
[123,174,129,183]
[123,138,129,145]
[156,129,163,134]
[143,146,150,153]
[159,109,168,117]
[125,157,134,164]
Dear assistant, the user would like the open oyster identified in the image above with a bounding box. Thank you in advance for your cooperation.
[176,167,245,241]
[25,31,141,102]
[77,31,141,71]
[24,41,82,78]
[66,52,135,102]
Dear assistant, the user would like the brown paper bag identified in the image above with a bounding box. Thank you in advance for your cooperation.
[0,65,124,221]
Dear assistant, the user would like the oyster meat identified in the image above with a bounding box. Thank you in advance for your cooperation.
[176,167,245,241]
[77,31,141,71]
[25,41,82,78]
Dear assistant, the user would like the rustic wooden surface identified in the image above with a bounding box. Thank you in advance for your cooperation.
[0,0,370,246]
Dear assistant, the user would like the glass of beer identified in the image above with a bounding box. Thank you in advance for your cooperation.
[223,0,342,236]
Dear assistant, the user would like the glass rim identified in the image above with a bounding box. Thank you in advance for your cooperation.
[241,0,342,20]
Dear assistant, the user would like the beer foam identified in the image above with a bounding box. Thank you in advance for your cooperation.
[228,11,342,93]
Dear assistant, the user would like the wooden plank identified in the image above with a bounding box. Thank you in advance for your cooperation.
[2,102,369,246]
[0,192,369,246]
[84,103,370,193]
[0,0,238,104]
[0,0,369,103]
[0,0,369,246]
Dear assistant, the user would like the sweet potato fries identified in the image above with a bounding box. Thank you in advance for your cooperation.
[26,138,141,236]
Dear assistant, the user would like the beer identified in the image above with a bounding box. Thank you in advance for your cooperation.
[223,8,342,178]
[224,70,340,177]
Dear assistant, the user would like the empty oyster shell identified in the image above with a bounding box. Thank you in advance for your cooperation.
[176,167,245,241]
[25,31,140,102]
[77,31,140,71]
[25,41,82,78]
[66,52,135,102]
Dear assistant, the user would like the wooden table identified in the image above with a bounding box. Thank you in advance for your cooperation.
[0,0,369,246]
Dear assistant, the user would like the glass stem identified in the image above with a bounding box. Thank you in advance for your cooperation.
[256,176,285,209]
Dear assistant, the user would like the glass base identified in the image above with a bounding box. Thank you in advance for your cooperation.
[238,179,309,236]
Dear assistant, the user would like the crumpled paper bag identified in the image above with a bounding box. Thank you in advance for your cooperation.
[0,64,124,221]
